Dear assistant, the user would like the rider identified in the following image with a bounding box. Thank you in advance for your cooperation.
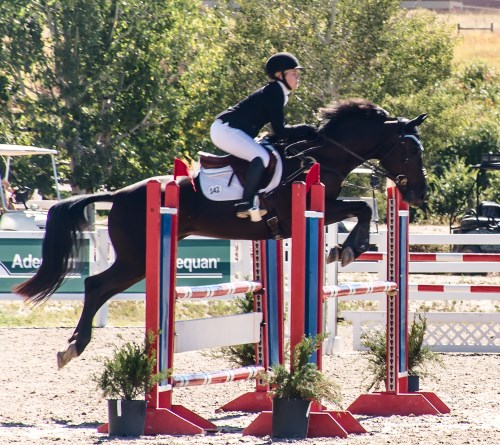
[210,52,316,219]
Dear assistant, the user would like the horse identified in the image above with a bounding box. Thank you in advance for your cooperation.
[14,99,428,368]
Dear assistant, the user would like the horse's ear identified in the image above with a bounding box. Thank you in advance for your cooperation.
[407,113,428,129]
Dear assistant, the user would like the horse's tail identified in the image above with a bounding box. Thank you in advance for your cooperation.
[13,192,114,303]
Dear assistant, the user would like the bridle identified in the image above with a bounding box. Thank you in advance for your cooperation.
[283,118,424,187]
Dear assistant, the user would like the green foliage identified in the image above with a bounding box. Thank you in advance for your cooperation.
[482,171,500,205]
[213,0,456,121]
[265,334,342,406]
[383,61,500,224]
[407,313,443,376]
[0,0,225,192]
[361,312,445,391]
[93,330,168,400]
[382,63,500,172]
[2,0,496,222]
[359,329,387,390]
[370,9,456,101]
[425,158,477,227]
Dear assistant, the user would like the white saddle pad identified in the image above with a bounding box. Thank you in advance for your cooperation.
[199,144,283,202]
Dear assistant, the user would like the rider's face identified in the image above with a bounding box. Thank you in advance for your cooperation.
[283,69,300,91]
[276,69,301,91]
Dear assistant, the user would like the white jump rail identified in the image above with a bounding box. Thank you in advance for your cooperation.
[334,231,500,275]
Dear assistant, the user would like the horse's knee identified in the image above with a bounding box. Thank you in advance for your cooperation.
[356,202,372,222]
[337,224,370,266]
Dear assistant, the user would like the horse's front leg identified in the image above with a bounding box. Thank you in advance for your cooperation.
[325,199,372,266]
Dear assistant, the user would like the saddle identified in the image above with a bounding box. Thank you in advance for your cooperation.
[196,140,283,202]
[199,140,278,191]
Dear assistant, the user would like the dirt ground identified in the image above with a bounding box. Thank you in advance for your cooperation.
[0,325,499,445]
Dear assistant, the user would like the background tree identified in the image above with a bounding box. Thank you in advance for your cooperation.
[1,0,497,225]
[424,158,477,228]
[384,62,500,224]
[0,0,224,194]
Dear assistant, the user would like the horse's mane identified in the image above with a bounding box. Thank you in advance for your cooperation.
[318,99,389,134]
[271,98,390,150]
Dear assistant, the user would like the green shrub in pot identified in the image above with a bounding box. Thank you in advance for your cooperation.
[361,311,445,391]
[93,330,168,436]
[264,334,342,438]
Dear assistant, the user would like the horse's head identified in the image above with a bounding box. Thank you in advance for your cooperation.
[379,114,428,207]
[313,99,428,207]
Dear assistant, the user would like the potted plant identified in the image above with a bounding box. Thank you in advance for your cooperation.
[93,330,168,437]
[361,311,445,392]
[265,334,342,439]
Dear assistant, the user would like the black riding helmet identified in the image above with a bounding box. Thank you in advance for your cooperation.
[265,52,304,90]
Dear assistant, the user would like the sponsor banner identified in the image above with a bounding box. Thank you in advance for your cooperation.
[0,237,231,293]
[0,238,89,293]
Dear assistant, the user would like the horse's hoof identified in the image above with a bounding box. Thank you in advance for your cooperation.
[57,344,78,369]
[341,247,355,267]
[327,246,340,264]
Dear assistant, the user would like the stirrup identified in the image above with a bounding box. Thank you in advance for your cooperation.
[235,197,267,221]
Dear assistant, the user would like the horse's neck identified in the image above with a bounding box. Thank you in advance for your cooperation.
[316,142,364,179]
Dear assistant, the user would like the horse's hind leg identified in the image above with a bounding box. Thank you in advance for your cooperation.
[57,260,144,368]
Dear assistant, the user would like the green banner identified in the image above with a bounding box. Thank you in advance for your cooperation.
[0,237,232,294]
[0,238,89,293]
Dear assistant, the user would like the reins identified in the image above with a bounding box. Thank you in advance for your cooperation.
[282,119,415,187]
[317,132,409,186]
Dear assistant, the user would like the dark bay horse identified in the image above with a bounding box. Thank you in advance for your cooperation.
[14,99,428,368]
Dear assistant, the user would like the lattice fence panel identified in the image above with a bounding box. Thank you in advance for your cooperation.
[342,311,500,353]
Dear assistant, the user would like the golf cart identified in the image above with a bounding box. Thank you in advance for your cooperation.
[452,153,500,253]
[0,144,62,231]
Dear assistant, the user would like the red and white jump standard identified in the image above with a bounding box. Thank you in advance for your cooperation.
[347,183,450,416]
[99,180,285,435]
[244,166,367,438]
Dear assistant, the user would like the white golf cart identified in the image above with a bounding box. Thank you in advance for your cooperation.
[0,144,62,231]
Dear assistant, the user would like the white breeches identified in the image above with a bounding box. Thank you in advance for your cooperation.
[210,119,270,168]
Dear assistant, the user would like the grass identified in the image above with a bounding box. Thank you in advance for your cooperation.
[444,11,500,69]
[0,299,241,328]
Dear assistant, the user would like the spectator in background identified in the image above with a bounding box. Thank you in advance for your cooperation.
[1,178,16,210]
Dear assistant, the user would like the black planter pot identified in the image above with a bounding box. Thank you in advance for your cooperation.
[107,399,147,437]
[272,397,312,439]
[408,375,420,392]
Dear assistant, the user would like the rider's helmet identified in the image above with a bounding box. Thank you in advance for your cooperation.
[265,52,304,80]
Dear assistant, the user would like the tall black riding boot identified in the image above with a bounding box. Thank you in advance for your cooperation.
[234,157,268,219]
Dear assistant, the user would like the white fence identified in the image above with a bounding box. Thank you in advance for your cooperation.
[331,231,500,353]
[342,311,500,353]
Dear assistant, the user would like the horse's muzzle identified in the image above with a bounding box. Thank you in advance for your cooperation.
[402,185,427,207]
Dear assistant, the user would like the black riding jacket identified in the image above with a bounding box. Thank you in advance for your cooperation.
[216,81,314,139]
